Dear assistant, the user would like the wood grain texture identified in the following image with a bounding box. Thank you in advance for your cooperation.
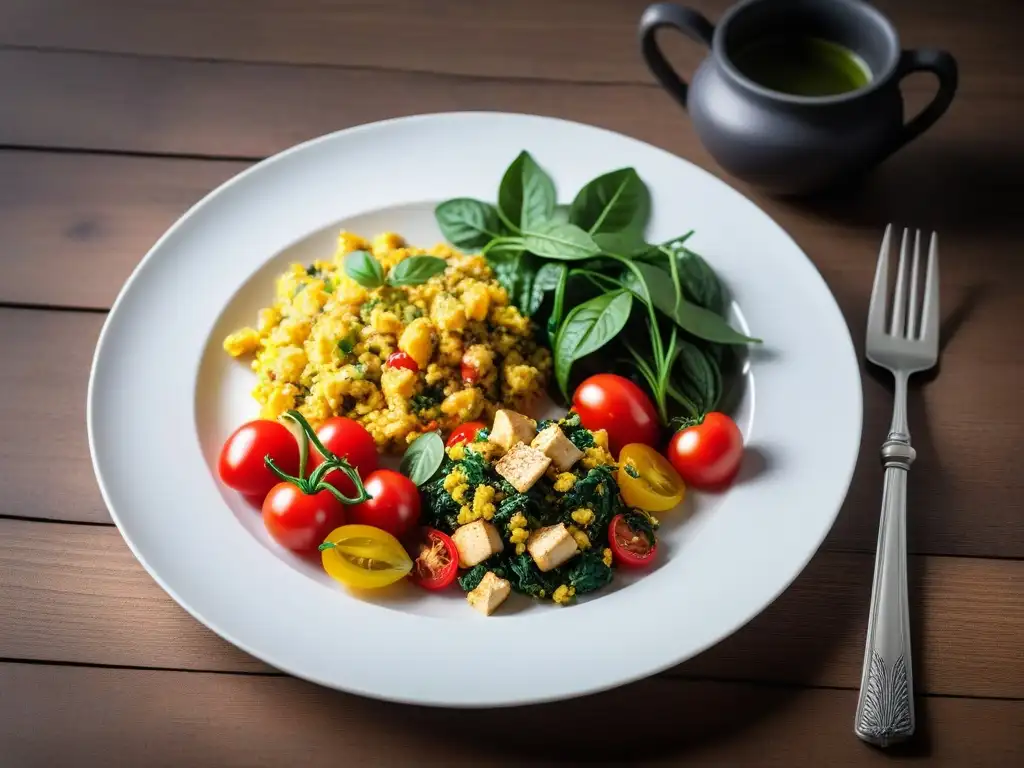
[2,661,1022,767]
[0,0,1018,93]
[4,300,1021,557]
[2,518,1022,699]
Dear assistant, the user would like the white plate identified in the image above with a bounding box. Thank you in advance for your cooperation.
[88,112,861,707]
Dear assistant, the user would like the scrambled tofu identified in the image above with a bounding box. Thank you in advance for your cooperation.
[466,571,511,616]
[531,424,584,472]
[451,519,504,568]
[527,523,579,572]
[489,409,537,451]
[495,443,551,493]
[221,231,551,452]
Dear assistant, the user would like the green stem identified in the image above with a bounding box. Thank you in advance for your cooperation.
[481,236,523,257]
[659,245,684,314]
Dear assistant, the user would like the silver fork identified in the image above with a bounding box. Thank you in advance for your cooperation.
[854,225,940,747]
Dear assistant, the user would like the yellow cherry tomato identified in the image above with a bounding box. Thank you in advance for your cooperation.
[320,524,413,590]
[616,443,686,512]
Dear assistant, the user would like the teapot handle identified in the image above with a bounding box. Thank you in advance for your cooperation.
[639,3,715,109]
[888,48,959,155]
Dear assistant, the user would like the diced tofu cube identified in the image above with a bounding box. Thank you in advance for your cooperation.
[527,523,579,572]
[466,571,511,616]
[494,443,551,493]
[489,409,537,451]
[530,424,584,472]
[451,520,504,568]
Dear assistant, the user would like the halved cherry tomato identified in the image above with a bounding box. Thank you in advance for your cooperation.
[407,527,459,590]
[460,359,480,384]
[320,524,414,589]
[307,417,378,496]
[385,351,419,373]
[263,482,344,553]
[572,374,659,457]
[667,412,744,490]
[446,420,487,448]
[347,469,421,538]
[617,443,686,512]
[218,419,299,498]
[608,513,657,569]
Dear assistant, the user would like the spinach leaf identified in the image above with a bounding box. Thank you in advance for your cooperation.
[387,256,447,287]
[497,151,556,230]
[522,220,601,261]
[621,262,759,345]
[522,262,565,317]
[676,247,726,316]
[344,250,384,288]
[547,263,569,348]
[594,229,650,257]
[554,289,633,398]
[569,168,650,236]
[485,249,522,296]
[435,198,502,249]
[399,431,446,486]
[567,549,614,595]
[674,338,723,414]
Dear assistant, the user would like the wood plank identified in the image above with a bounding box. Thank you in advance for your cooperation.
[0,0,1018,92]
[2,518,1021,699]
[4,305,1021,558]
[0,151,249,309]
[2,662,1021,767]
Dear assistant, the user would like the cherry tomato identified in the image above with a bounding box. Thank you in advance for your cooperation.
[407,527,459,590]
[385,351,419,373]
[617,443,686,512]
[308,417,378,497]
[572,374,659,457]
[218,419,299,498]
[347,469,421,537]
[446,421,487,448]
[460,359,480,384]
[262,482,344,553]
[320,524,413,590]
[667,412,744,490]
[608,513,657,569]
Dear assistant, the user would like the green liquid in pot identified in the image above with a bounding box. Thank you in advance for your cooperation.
[732,36,872,97]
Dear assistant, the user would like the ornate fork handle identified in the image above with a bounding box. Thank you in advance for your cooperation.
[854,373,916,746]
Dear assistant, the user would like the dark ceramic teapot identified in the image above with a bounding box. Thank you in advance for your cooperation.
[639,0,958,195]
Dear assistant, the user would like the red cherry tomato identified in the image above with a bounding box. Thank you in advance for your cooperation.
[460,360,480,384]
[667,412,744,490]
[407,527,459,590]
[385,351,419,373]
[218,419,299,498]
[607,513,657,569]
[347,469,421,538]
[262,482,344,553]
[308,417,379,497]
[572,374,659,457]
[446,421,487,448]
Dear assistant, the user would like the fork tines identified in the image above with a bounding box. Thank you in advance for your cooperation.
[867,224,940,347]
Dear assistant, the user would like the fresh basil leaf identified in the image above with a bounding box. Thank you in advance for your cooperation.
[622,262,759,344]
[554,290,633,398]
[344,250,384,288]
[676,247,726,315]
[594,229,650,257]
[497,151,556,230]
[569,168,650,236]
[435,198,502,250]
[400,431,446,486]
[674,339,722,414]
[522,262,565,317]
[522,221,600,261]
[387,256,447,287]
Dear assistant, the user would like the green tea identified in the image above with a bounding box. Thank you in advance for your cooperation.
[732,36,871,97]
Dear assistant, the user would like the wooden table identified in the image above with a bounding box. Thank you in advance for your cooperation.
[1,1,1021,764]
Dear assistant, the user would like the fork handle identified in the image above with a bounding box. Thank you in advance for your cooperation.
[854,429,917,746]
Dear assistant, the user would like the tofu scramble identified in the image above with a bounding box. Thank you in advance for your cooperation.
[222,231,551,452]
[421,409,661,613]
